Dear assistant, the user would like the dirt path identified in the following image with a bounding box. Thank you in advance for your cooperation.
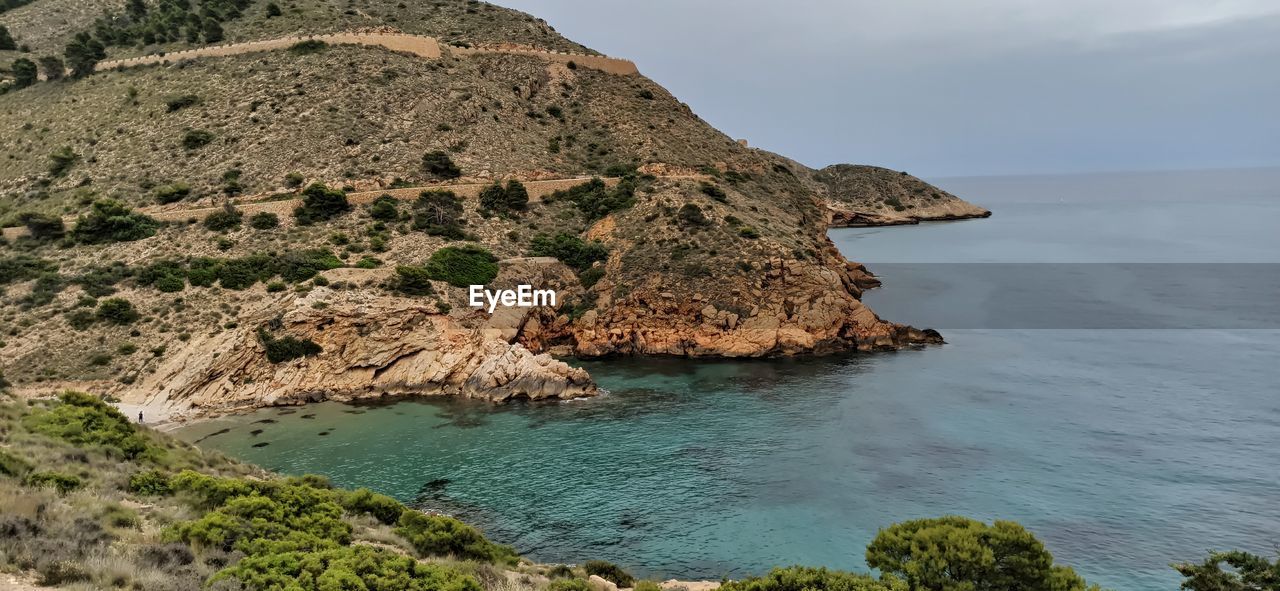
[90,31,637,75]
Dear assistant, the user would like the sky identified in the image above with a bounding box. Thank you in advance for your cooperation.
[493,0,1280,177]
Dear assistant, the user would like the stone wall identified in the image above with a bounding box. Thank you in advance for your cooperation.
[91,32,637,75]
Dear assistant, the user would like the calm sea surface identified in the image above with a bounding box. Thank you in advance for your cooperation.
[177,168,1280,591]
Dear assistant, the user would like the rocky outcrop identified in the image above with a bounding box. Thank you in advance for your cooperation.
[562,249,941,358]
[815,164,991,227]
[122,280,595,417]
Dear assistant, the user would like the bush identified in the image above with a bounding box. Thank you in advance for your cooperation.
[413,190,466,239]
[165,94,200,112]
[24,471,83,493]
[0,255,56,286]
[368,194,400,221]
[425,245,499,288]
[217,254,273,290]
[71,199,159,244]
[23,391,151,459]
[203,203,243,231]
[258,329,322,363]
[48,146,79,177]
[294,183,351,225]
[288,39,327,54]
[17,212,66,240]
[548,580,593,591]
[548,177,636,221]
[738,226,761,239]
[529,233,609,272]
[96,297,139,325]
[479,180,529,213]
[11,57,37,88]
[249,211,280,229]
[154,183,192,204]
[128,470,173,496]
[181,129,215,150]
[340,488,405,525]
[265,2,282,17]
[677,203,710,227]
[719,567,902,591]
[284,172,305,188]
[276,249,342,282]
[392,265,436,296]
[422,150,461,179]
[0,448,32,477]
[700,182,728,202]
[866,516,1093,591]
[584,561,635,588]
[395,511,518,565]
[39,56,64,81]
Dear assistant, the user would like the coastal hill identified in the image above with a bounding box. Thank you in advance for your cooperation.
[1,0,978,419]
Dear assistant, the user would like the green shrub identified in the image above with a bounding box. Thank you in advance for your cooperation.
[479,180,529,213]
[214,545,482,591]
[548,580,593,591]
[249,211,280,229]
[258,329,322,363]
[288,39,327,54]
[584,561,635,588]
[284,172,305,188]
[395,511,518,565]
[413,190,466,239]
[0,25,16,51]
[392,265,436,296]
[48,146,79,176]
[266,281,286,293]
[24,471,83,493]
[203,203,243,232]
[96,297,139,324]
[23,391,151,459]
[10,57,37,88]
[718,567,903,591]
[181,129,215,150]
[547,565,575,579]
[0,255,57,286]
[547,177,636,220]
[154,183,192,204]
[355,257,382,269]
[265,2,281,17]
[164,94,200,112]
[0,448,32,477]
[529,233,608,272]
[700,182,728,202]
[277,249,342,282]
[128,470,173,496]
[294,183,351,225]
[17,212,65,240]
[340,488,405,525]
[425,245,499,288]
[738,226,761,239]
[866,516,1093,591]
[678,203,710,227]
[217,255,272,290]
[368,194,400,221]
[422,150,461,179]
[71,199,159,244]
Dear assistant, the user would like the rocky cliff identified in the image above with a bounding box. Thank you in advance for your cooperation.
[815,164,990,226]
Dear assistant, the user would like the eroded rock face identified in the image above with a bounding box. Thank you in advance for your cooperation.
[562,248,941,358]
[124,286,595,415]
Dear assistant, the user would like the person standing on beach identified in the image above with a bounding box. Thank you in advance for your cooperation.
[138,411,144,424]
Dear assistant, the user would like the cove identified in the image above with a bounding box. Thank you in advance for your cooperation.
[177,168,1280,591]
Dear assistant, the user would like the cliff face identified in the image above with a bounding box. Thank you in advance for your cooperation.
[123,262,596,417]
[814,165,990,226]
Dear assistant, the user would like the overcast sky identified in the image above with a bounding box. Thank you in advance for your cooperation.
[494,0,1280,177]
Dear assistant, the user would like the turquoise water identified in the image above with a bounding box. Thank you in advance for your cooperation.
[178,168,1280,591]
